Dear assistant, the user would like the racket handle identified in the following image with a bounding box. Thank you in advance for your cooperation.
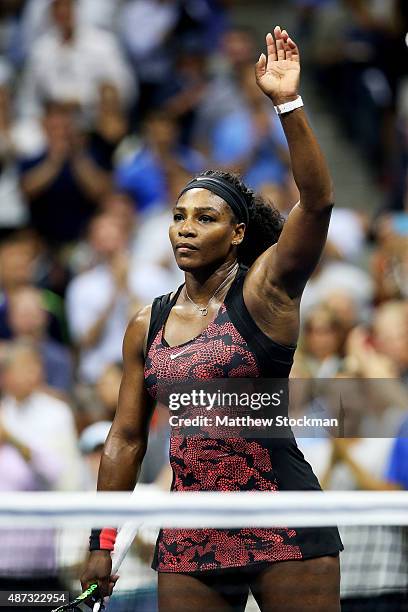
[111,522,139,574]
[93,521,139,610]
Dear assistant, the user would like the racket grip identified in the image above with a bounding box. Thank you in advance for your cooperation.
[111,522,140,574]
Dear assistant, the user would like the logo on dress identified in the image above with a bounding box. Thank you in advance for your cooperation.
[170,347,193,360]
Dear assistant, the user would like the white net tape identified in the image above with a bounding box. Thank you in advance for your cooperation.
[1,489,408,528]
[0,489,407,603]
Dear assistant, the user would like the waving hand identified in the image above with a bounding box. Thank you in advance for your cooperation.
[255,26,300,105]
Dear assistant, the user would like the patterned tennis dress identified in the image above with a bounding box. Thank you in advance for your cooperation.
[144,265,343,573]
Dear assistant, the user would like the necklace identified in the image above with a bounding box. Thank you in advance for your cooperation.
[184,262,239,316]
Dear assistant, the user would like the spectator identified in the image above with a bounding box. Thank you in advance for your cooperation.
[78,420,112,488]
[0,390,63,601]
[18,0,124,59]
[210,64,291,190]
[323,290,360,333]
[94,363,122,421]
[88,83,128,172]
[73,362,121,424]
[1,342,82,490]
[66,212,132,383]
[6,285,73,395]
[18,101,111,245]
[326,207,366,262]
[101,192,137,234]
[118,0,180,115]
[0,231,69,344]
[0,232,35,339]
[258,178,299,218]
[340,326,407,435]
[372,300,408,381]
[300,246,374,319]
[220,25,257,72]
[115,110,205,215]
[19,0,135,119]
[158,43,210,146]
[0,0,26,62]
[0,390,61,493]
[66,211,172,383]
[371,217,408,303]
[294,305,348,377]
[193,25,258,148]
[68,192,137,277]
[0,57,45,158]
[305,0,401,178]
[0,60,27,228]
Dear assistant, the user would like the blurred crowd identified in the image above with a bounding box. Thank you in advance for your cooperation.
[0,0,407,609]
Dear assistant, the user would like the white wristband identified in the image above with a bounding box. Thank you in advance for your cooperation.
[274,96,304,116]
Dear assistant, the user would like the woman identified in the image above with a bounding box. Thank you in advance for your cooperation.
[81,26,343,611]
[296,304,348,378]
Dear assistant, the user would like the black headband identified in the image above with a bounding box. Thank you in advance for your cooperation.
[179,176,249,226]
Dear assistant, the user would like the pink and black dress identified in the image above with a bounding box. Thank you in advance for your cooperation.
[144,265,343,574]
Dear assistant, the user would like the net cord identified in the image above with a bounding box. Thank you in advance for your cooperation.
[1,489,407,528]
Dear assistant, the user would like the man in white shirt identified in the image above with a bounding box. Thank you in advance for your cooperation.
[1,341,83,492]
[66,211,174,383]
[19,0,124,55]
[19,0,135,119]
[0,342,83,588]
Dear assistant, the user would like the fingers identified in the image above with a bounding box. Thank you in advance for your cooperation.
[281,29,292,60]
[264,26,300,64]
[98,578,111,598]
[266,31,277,68]
[108,574,120,595]
[283,29,300,63]
[274,26,285,61]
[255,52,267,81]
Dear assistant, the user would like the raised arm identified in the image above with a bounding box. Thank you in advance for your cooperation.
[250,26,333,299]
[81,305,153,596]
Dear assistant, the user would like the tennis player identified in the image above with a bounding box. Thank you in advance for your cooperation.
[81,26,343,611]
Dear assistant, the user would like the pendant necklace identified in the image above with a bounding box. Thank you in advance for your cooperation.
[184,262,239,316]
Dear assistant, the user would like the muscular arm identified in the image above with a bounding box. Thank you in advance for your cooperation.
[81,306,153,595]
[267,108,333,296]
[97,305,153,492]
[244,27,333,344]
[250,27,333,299]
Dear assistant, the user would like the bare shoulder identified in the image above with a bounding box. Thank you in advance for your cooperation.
[124,304,153,358]
[127,304,152,334]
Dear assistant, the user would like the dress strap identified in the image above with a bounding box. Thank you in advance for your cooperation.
[225,266,296,377]
[146,284,184,354]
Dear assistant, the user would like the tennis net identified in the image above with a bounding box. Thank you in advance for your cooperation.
[0,489,407,611]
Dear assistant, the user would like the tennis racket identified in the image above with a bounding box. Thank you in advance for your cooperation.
[51,521,140,612]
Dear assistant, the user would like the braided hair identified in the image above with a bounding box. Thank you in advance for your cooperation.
[200,170,285,267]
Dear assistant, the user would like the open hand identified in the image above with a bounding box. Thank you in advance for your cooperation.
[111,252,129,291]
[255,26,300,106]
